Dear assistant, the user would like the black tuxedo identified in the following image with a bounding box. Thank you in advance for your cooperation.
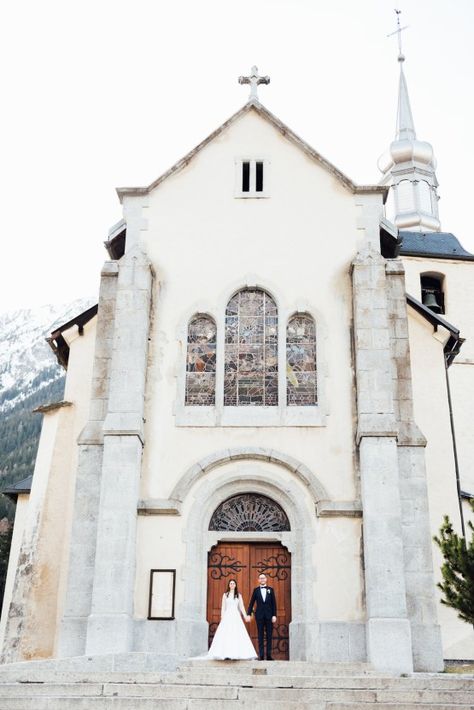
[247,586,277,659]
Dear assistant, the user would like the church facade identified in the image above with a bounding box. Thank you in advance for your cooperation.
[1,60,473,674]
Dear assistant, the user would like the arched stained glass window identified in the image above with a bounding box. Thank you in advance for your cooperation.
[185,315,216,405]
[209,494,290,531]
[224,289,278,406]
[286,314,317,406]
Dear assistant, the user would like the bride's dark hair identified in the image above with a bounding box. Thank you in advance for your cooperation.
[225,578,239,597]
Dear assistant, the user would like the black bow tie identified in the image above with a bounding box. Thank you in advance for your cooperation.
[260,586,267,589]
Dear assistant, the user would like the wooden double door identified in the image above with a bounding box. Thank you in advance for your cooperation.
[207,542,291,660]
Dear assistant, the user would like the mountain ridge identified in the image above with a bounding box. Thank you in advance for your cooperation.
[0,298,95,516]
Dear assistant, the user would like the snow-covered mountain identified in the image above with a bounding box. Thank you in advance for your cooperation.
[0,298,95,502]
[0,298,94,414]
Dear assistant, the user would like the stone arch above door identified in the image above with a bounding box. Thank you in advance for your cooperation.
[179,470,318,661]
[170,447,329,505]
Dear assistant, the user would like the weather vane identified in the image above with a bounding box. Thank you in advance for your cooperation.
[238,66,270,101]
[387,9,409,61]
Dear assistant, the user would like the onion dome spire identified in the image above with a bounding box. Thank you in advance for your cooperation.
[378,11,440,232]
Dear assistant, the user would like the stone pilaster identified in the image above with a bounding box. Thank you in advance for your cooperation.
[385,259,443,671]
[352,248,413,674]
[58,261,119,657]
[85,245,153,655]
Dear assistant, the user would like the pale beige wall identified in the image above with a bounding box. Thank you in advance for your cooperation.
[315,517,364,622]
[131,110,377,622]
[0,495,29,647]
[52,319,97,652]
[405,255,474,588]
[408,307,474,658]
[2,318,97,660]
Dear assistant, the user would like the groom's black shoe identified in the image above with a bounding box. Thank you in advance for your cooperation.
[266,656,274,661]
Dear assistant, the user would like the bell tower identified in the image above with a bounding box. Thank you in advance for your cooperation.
[378,12,441,232]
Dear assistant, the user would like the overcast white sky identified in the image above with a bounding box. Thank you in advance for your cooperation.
[1,0,473,313]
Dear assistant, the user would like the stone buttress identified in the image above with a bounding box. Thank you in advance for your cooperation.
[352,248,443,673]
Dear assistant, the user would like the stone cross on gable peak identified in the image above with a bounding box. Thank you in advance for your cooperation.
[238,65,270,101]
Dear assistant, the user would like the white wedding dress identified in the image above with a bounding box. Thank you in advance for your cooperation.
[206,593,257,660]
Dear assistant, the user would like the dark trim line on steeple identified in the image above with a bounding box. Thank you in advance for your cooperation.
[406,293,464,366]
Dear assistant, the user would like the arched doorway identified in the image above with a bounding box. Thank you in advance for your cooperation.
[206,494,292,660]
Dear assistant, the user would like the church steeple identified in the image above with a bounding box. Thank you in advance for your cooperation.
[378,13,441,232]
[396,57,416,142]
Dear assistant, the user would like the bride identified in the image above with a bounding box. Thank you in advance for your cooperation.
[206,578,257,660]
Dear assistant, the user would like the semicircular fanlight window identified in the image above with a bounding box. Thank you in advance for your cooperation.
[209,493,290,531]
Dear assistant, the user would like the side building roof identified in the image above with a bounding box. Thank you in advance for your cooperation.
[2,475,33,502]
[406,293,464,365]
[400,231,474,261]
[47,304,98,368]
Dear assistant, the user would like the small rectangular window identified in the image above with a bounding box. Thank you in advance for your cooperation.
[242,161,250,192]
[235,159,268,198]
[255,161,263,192]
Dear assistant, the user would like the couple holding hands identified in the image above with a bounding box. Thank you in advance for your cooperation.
[207,573,277,661]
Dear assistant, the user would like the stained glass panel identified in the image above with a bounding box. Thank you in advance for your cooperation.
[185,316,216,405]
[286,314,317,406]
[224,289,278,406]
[209,494,290,531]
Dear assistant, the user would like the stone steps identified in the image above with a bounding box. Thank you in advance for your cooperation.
[0,658,473,709]
[0,680,473,709]
[180,659,384,675]
[1,669,474,689]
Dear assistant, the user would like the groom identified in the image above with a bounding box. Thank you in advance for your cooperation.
[246,573,277,660]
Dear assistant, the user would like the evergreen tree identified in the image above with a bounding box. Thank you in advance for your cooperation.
[434,501,474,625]
[0,523,13,610]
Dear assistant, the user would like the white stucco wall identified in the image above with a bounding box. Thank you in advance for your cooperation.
[404,257,474,494]
[407,306,474,659]
[52,319,97,653]
[128,109,375,624]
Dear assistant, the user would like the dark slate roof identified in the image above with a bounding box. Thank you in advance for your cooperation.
[47,304,98,369]
[400,231,474,261]
[2,475,33,502]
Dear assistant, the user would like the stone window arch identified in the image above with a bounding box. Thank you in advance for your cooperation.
[209,493,290,531]
[224,288,278,406]
[185,315,217,405]
[286,314,317,405]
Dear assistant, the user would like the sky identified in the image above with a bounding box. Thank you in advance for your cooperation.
[1,0,473,313]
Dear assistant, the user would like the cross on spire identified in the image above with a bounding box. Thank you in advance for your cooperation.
[238,65,270,101]
[387,9,409,62]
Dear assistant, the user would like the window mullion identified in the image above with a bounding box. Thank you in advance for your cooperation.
[249,160,256,194]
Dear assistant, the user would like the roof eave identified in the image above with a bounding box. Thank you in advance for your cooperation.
[401,250,474,262]
[47,304,98,368]
[116,100,386,202]
[406,293,464,366]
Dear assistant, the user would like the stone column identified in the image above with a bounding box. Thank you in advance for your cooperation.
[85,245,153,655]
[385,259,443,671]
[352,248,413,674]
[58,261,118,657]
